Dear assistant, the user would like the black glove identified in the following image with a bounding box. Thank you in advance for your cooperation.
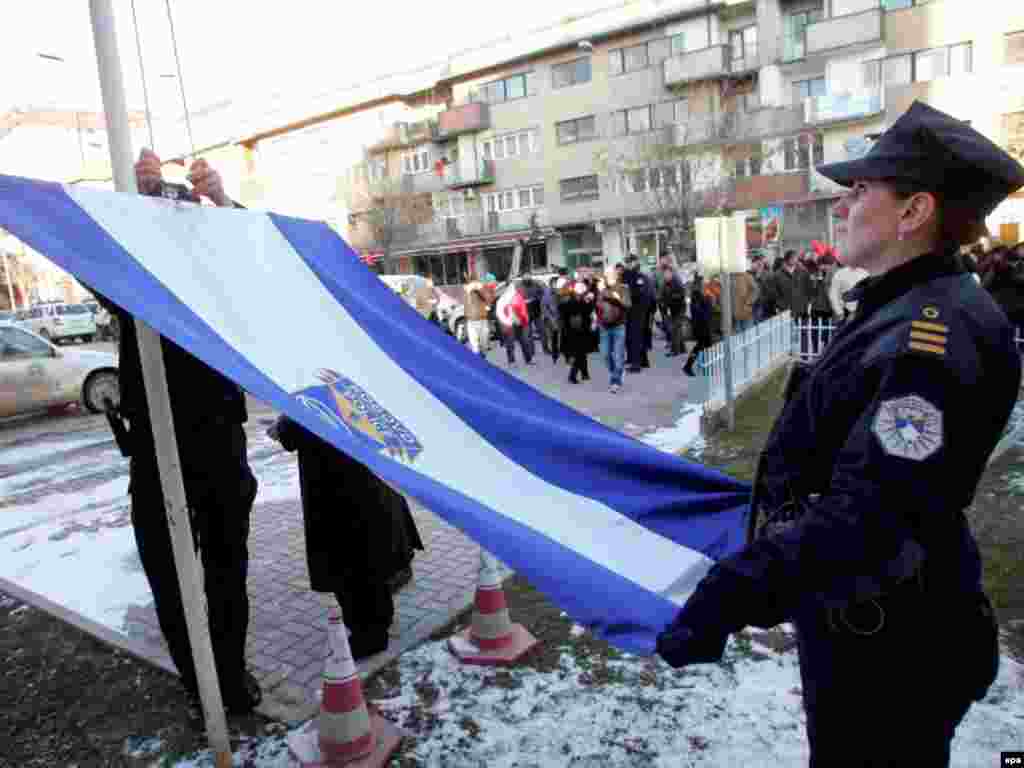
[654,563,764,668]
[655,622,729,668]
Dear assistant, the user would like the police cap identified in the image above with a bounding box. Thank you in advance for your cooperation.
[816,100,1024,219]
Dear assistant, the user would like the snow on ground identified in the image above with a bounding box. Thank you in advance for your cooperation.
[640,404,705,458]
[165,634,1024,767]
[0,425,300,634]
[0,433,112,467]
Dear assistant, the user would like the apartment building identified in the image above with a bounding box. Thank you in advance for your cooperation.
[878,0,1024,243]
[335,0,901,282]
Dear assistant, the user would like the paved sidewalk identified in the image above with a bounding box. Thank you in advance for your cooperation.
[0,331,695,722]
[121,493,503,722]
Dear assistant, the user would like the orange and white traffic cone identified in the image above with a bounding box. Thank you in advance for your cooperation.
[287,604,402,767]
[448,549,538,666]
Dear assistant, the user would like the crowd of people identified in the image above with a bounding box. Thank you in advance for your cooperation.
[464,256,697,393]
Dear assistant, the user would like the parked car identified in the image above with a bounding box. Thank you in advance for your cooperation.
[19,302,98,344]
[0,322,119,417]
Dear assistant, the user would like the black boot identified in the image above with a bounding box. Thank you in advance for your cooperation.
[569,372,578,384]
[349,626,390,661]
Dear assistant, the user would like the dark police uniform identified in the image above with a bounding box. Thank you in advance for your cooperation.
[98,181,259,712]
[655,101,1024,765]
[623,258,653,369]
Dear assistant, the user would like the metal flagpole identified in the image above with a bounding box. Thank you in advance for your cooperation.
[86,2,232,765]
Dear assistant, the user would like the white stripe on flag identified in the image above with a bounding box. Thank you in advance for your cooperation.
[67,187,713,599]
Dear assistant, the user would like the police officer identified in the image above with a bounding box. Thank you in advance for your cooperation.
[100,149,261,714]
[655,101,1024,765]
[622,254,653,371]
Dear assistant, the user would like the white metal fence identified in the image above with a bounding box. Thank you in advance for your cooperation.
[693,314,1024,417]
[695,311,794,411]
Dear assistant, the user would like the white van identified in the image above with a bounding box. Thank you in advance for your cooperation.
[20,303,98,344]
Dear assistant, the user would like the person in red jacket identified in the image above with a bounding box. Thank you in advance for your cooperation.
[496,280,534,367]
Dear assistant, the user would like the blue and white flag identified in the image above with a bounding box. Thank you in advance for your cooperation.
[0,175,751,654]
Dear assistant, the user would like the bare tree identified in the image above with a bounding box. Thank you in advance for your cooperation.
[597,121,736,265]
[342,165,432,271]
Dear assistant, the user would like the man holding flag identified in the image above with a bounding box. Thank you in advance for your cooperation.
[98,149,261,716]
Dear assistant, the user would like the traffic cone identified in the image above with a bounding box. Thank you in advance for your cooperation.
[448,549,538,666]
[287,605,402,767]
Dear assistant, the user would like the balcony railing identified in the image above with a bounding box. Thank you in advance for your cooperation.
[437,101,491,140]
[395,208,550,248]
[805,8,883,55]
[664,44,729,86]
[443,158,495,189]
[673,105,807,146]
[804,86,884,125]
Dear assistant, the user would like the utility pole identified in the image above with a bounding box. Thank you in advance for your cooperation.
[718,209,736,431]
[87,2,232,765]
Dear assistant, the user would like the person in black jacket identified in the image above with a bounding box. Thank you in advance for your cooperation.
[660,265,688,357]
[559,281,594,383]
[683,274,712,376]
[622,255,654,371]
[655,100,1023,767]
[97,149,261,714]
[269,416,424,660]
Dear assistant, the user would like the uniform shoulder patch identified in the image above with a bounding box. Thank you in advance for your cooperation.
[872,394,943,461]
[907,310,948,357]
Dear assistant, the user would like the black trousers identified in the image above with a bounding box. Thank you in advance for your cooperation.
[334,579,394,636]
[625,307,650,368]
[685,329,712,372]
[569,353,589,380]
[129,422,257,697]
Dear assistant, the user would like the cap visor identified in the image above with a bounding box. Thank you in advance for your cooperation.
[815,157,886,186]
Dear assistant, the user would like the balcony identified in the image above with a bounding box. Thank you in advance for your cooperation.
[397,208,551,248]
[664,44,729,87]
[443,158,495,189]
[673,106,807,146]
[366,119,438,154]
[805,8,883,56]
[804,87,884,126]
[437,101,490,140]
[730,171,809,210]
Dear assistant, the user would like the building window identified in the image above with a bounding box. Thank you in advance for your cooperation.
[1007,31,1024,65]
[782,9,823,62]
[369,158,386,182]
[784,135,824,171]
[484,185,545,212]
[882,43,973,86]
[611,106,654,136]
[863,58,883,87]
[482,129,537,161]
[402,146,431,175]
[552,57,592,88]
[609,36,675,76]
[556,115,597,145]
[793,77,826,102]
[729,26,758,71]
[560,175,600,203]
[476,72,530,104]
